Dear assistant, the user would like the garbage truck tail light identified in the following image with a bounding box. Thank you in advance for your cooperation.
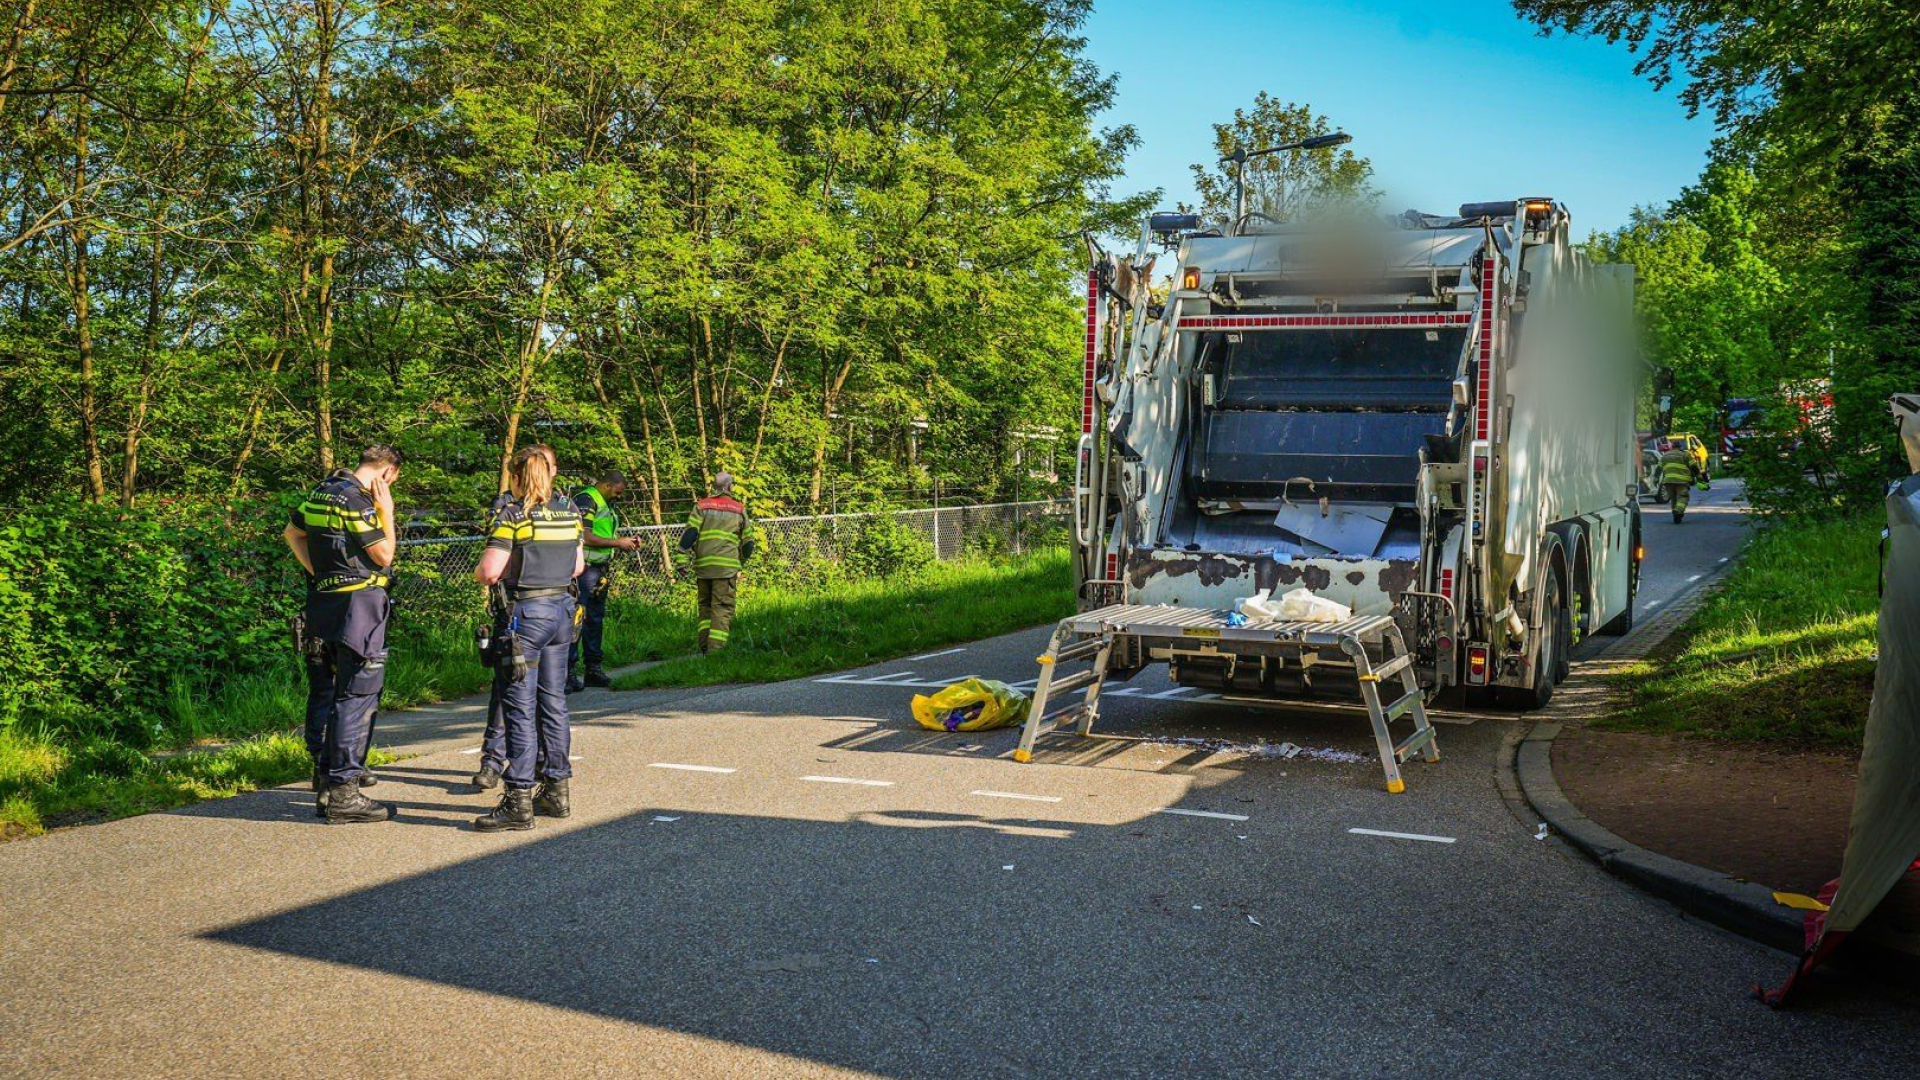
[1635,544,1645,562]
[1106,552,1119,581]
[1181,266,1201,291]
[1467,645,1490,685]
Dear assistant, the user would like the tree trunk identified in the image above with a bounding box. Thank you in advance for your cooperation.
[0,0,34,122]
[623,369,667,529]
[748,324,793,475]
[69,71,105,501]
[230,340,287,495]
[807,350,855,508]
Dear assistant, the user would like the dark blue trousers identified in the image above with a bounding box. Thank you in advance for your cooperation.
[304,588,390,786]
[569,563,608,671]
[501,596,574,789]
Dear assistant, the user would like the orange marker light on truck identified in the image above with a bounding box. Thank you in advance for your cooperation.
[1467,645,1490,685]
[1181,266,1201,291]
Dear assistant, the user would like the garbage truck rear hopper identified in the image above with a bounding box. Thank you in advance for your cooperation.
[1024,199,1642,790]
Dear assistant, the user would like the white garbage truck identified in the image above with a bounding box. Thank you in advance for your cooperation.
[1018,198,1642,791]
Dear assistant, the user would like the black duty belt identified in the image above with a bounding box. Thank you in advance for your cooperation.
[512,585,572,602]
[315,572,391,594]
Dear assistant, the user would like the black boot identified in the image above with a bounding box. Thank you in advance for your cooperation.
[474,787,535,832]
[533,777,571,818]
[471,762,503,791]
[584,665,612,688]
[324,783,393,824]
[565,670,586,694]
[312,755,328,818]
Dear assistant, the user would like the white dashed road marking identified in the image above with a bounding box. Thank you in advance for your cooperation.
[907,647,968,661]
[814,672,963,689]
[649,763,737,774]
[1348,828,1456,845]
[1157,808,1251,822]
[970,790,1063,804]
[801,775,895,787]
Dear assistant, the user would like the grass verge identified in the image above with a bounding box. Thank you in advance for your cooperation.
[0,619,488,840]
[1606,512,1880,749]
[615,548,1074,689]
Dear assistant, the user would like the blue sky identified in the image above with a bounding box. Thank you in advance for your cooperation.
[1079,0,1718,237]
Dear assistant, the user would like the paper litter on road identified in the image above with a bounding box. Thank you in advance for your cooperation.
[652,815,681,823]
[1247,915,1262,926]
[1002,865,1015,871]
[1535,823,1550,841]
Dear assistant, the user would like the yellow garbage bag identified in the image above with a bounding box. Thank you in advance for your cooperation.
[911,677,1030,732]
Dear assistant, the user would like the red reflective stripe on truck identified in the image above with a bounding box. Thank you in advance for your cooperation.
[1439,568,1454,601]
[1105,552,1119,580]
[1083,270,1099,435]
[1476,255,1496,440]
[1176,312,1472,331]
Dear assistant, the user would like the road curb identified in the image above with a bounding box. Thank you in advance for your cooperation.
[1511,542,1805,955]
[1514,722,1803,954]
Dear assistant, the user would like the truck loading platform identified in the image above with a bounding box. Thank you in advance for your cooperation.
[1013,603,1440,792]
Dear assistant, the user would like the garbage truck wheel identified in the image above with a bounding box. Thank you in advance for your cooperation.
[1508,574,1563,711]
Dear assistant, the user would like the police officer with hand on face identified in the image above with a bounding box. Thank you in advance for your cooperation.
[283,444,403,824]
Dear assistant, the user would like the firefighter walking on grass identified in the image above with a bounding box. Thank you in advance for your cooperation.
[681,472,754,652]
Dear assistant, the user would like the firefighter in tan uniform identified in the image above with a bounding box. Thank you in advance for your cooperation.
[681,472,754,651]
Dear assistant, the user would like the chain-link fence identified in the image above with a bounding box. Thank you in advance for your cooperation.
[389,499,1069,604]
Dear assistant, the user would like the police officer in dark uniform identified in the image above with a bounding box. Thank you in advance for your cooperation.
[472,446,583,831]
[471,444,558,791]
[283,444,403,824]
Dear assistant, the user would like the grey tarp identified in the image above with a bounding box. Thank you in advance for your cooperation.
[1823,470,1920,938]
[1763,401,1920,1005]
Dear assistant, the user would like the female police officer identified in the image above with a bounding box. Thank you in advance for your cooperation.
[472,446,584,831]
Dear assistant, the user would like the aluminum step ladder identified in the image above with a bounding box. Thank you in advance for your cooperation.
[1011,604,1440,792]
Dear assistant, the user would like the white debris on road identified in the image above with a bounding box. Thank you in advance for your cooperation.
[1144,735,1368,765]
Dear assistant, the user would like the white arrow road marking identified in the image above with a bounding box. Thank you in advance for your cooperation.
[970,790,1063,804]
[1348,827,1456,845]
[649,763,737,774]
[1157,808,1250,822]
[801,775,894,787]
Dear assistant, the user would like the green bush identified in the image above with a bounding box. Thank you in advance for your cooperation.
[0,500,304,744]
[839,514,937,580]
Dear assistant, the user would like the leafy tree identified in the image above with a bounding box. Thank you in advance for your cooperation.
[1521,0,1920,512]
[1512,0,1920,140]
[1185,93,1372,229]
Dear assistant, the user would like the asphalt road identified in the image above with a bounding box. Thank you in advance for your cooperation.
[4,481,1915,1080]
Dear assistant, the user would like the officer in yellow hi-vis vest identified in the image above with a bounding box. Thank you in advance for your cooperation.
[472,447,584,831]
[567,471,638,692]
[282,444,403,824]
[680,472,755,652]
